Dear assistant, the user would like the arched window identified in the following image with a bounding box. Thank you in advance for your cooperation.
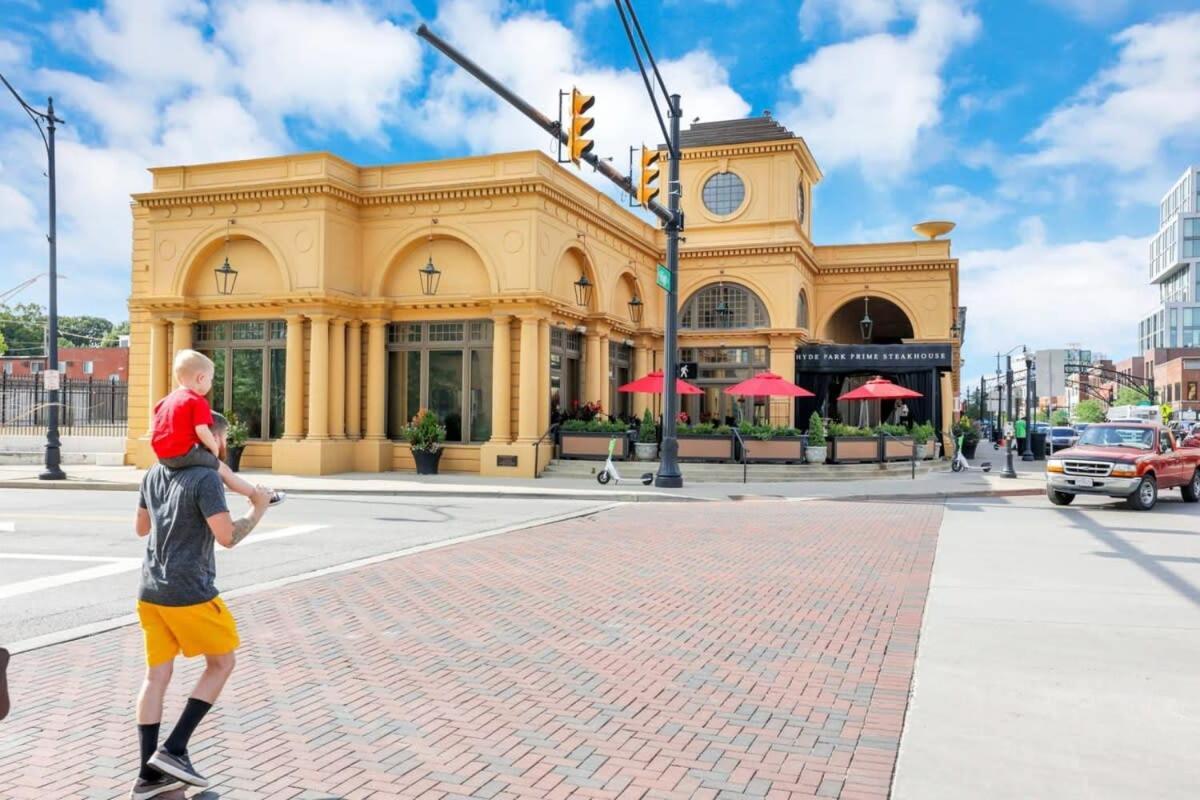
[797,290,809,328]
[681,283,768,329]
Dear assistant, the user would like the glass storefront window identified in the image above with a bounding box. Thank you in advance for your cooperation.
[386,320,492,443]
[194,319,285,440]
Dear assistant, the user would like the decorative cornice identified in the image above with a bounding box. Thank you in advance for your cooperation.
[682,244,807,260]
[819,261,956,275]
[135,182,358,208]
[679,141,805,160]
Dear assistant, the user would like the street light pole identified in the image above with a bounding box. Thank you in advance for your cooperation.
[1002,355,1016,478]
[1022,349,1035,461]
[655,94,683,488]
[1,74,66,480]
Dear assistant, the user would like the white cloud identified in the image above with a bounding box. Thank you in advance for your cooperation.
[960,227,1154,373]
[0,183,36,233]
[779,0,980,176]
[1026,11,1200,173]
[925,184,1007,228]
[799,0,905,37]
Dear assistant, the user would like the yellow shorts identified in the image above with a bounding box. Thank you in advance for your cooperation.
[137,597,240,667]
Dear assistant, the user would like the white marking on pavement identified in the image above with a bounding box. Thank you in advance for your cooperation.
[236,523,326,546]
[0,555,141,600]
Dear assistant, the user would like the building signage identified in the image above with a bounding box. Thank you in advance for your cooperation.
[656,263,671,292]
[795,344,953,373]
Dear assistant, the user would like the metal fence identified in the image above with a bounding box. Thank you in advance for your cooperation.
[0,374,129,437]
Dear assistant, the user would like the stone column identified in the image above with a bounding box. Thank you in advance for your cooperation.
[365,319,388,440]
[329,318,347,438]
[769,342,796,427]
[490,315,512,442]
[584,330,602,405]
[283,314,306,440]
[632,346,650,419]
[147,319,168,432]
[517,316,540,441]
[538,319,550,435]
[171,318,193,354]
[346,320,363,439]
[598,333,611,416]
[306,314,331,440]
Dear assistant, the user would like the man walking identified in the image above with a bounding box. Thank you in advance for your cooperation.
[130,412,273,799]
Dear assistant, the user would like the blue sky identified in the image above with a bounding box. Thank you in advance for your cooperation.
[2,0,1199,388]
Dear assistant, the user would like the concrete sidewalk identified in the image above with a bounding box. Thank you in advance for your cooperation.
[0,458,1046,503]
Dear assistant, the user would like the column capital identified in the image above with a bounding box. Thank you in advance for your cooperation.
[347,319,364,329]
[330,317,348,328]
[307,312,334,324]
[283,311,307,323]
[365,318,390,329]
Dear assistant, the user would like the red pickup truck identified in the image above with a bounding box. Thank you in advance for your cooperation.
[1046,423,1200,510]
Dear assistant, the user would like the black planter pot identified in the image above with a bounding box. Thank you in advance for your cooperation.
[962,439,978,459]
[225,446,244,473]
[413,448,442,475]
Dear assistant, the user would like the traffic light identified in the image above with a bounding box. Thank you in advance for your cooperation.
[568,87,595,165]
[637,145,661,207]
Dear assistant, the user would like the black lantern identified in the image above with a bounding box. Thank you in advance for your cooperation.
[628,295,644,323]
[715,282,733,319]
[574,273,593,307]
[859,296,873,342]
[420,217,441,296]
[214,219,238,295]
[214,256,238,295]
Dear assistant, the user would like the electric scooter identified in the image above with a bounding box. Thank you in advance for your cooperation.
[596,436,654,485]
[951,433,992,473]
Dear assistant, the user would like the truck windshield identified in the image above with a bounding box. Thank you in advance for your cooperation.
[1077,427,1154,449]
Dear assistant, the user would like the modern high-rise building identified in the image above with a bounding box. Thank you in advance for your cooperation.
[1140,165,1200,353]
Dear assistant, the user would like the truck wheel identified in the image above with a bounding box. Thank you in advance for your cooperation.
[1047,487,1075,506]
[1182,471,1200,503]
[1126,475,1157,511]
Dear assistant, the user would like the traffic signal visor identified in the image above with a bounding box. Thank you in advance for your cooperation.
[637,145,661,207]
[569,88,595,165]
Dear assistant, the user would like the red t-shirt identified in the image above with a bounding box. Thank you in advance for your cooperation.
[151,388,215,459]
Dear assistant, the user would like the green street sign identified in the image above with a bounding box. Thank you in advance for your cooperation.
[656,263,671,292]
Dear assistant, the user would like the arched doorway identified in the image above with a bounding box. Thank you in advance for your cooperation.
[823,295,914,345]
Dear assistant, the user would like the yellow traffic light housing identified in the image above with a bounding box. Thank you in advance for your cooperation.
[637,145,661,207]
[568,88,595,165]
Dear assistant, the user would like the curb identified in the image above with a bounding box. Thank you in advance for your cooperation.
[827,487,1045,503]
[0,479,706,504]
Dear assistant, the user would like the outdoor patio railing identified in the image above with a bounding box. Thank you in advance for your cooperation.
[0,374,128,437]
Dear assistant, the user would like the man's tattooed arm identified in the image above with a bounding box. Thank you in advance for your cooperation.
[229,507,265,547]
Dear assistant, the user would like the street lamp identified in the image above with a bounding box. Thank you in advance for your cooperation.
[573,273,593,307]
[2,72,65,480]
[627,295,644,324]
[214,219,238,295]
[1022,348,1035,461]
[419,217,441,296]
[859,296,873,342]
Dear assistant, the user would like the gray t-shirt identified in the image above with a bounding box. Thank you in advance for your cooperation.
[138,464,228,606]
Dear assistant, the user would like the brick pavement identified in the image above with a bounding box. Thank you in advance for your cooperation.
[0,500,941,800]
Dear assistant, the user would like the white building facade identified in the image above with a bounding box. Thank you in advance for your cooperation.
[1141,165,1200,353]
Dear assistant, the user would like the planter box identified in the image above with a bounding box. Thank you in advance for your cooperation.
[828,436,878,464]
[560,431,629,460]
[742,437,805,464]
[881,436,916,461]
[678,434,734,462]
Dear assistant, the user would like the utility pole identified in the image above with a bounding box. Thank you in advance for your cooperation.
[416,5,687,487]
[2,74,66,480]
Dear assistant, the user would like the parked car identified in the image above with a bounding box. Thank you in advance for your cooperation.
[1048,426,1079,451]
[1046,423,1200,510]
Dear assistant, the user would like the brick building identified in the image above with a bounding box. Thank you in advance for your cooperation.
[0,346,130,382]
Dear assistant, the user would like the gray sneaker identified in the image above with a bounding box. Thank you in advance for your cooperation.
[129,773,183,799]
[148,748,208,788]
[269,490,287,506]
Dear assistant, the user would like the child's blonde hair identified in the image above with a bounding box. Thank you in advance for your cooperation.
[173,349,214,383]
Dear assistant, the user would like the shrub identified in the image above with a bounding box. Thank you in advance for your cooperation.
[911,422,934,445]
[638,409,657,444]
[401,409,447,453]
[561,418,627,433]
[806,412,826,447]
[828,422,870,437]
[954,414,979,447]
[224,411,249,449]
[875,422,908,437]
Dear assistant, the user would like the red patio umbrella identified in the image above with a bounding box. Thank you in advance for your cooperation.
[838,376,923,427]
[724,371,814,425]
[618,370,703,395]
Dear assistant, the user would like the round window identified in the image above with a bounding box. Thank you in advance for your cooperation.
[702,172,746,216]
[797,183,806,224]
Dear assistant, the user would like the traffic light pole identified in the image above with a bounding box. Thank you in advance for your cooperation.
[656,94,683,488]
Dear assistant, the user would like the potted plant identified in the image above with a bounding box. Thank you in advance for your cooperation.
[635,408,658,461]
[402,409,447,474]
[912,422,933,460]
[677,422,735,461]
[223,411,249,472]
[875,422,916,461]
[740,421,806,463]
[955,415,980,459]
[805,412,827,464]
[559,417,630,460]
[827,422,877,463]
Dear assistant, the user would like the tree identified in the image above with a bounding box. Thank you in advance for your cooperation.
[100,321,130,347]
[0,302,47,353]
[0,328,6,356]
[1075,399,1106,423]
[1113,385,1152,406]
[1051,409,1070,425]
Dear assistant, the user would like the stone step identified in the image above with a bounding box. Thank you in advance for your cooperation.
[543,458,944,483]
[0,451,125,466]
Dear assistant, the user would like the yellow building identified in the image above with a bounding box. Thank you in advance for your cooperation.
[126,116,960,476]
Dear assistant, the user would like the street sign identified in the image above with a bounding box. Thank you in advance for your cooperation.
[656,263,671,292]
[677,361,698,380]
[42,369,60,391]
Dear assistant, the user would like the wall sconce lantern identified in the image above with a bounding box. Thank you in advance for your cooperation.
[419,218,441,296]
[715,280,733,320]
[859,296,873,342]
[214,219,238,295]
[628,295,644,323]
[574,273,593,307]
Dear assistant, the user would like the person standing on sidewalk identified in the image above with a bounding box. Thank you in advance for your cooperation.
[130,412,273,799]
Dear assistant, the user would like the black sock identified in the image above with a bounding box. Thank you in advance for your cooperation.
[138,723,161,781]
[163,698,212,757]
